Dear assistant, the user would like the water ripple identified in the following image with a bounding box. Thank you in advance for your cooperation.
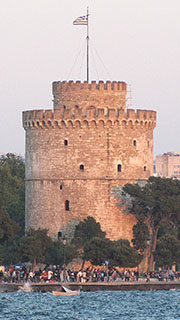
[0,290,180,320]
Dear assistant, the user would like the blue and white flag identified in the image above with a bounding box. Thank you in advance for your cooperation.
[73,15,88,25]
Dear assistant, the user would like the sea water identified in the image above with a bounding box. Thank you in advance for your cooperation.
[0,290,180,320]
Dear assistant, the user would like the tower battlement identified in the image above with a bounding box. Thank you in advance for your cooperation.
[53,80,127,110]
[23,108,156,129]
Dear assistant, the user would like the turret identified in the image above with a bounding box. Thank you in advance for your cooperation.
[52,80,127,111]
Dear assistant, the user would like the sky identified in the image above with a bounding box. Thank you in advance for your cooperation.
[0,0,180,157]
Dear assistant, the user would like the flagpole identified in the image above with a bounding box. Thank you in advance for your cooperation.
[87,7,89,83]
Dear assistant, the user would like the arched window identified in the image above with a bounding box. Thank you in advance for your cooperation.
[80,164,84,171]
[144,166,147,172]
[64,139,68,146]
[117,164,122,172]
[133,139,136,147]
[60,185,63,190]
[65,200,70,211]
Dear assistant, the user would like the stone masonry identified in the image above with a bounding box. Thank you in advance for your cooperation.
[22,80,156,241]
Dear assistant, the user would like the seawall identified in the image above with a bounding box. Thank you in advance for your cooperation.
[1,281,180,292]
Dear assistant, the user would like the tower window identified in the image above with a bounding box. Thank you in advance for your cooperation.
[144,166,147,172]
[65,200,70,211]
[133,140,136,147]
[117,164,122,172]
[60,185,63,190]
[64,139,68,146]
[80,164,84,171]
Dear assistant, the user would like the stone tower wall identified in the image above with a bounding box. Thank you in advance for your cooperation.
[23,91,156,241]
[52,80,127,111]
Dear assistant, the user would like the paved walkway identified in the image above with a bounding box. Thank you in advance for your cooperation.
[1,280,180,292]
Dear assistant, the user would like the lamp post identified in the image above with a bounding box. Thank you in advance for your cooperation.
[63,236,67,267]
[58,231,62,240]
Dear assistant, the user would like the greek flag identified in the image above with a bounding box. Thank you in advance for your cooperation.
[73,15,88,25]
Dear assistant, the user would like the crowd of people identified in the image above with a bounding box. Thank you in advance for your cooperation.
[0,265,177,284]
[0,265,139,283]
[146,270,176,282]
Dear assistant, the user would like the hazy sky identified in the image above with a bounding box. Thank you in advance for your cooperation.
[0,0,180,157]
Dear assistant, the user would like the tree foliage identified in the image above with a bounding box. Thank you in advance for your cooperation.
[0,201,19,245]
[154,235,180,268]
[73,216,106,247]
[111,239,142,268]
[83,237,111,265]
[45,240,76,266]
[73,217,141,268]
[122,177,180,270]
[154,222,180,268]
[0,153,25,231]
[157,221,178,239]
[18,228,77,266]
[83,237,141,267]
[132,220,149,253]
[0,241,20,265]
[18,229,53,264]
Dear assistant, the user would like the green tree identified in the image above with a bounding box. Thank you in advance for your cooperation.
[132,220,149,253]
[121,177,180,270]
[0,199,19,264]
[111,239,142,268]
[0,153,25,177]
[83,237,141,267]
[73,216,106,247]
[18,229,53,264]
[154,235,180,268]
[157,221,178,239]
[0,241,20,265]
[0,153,25,231]
[73,217,141,268]
[45,240,76,266]
[83,237,112,265]
[0,201,19,245]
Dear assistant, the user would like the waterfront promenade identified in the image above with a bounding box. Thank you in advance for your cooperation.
[1,280,180,293]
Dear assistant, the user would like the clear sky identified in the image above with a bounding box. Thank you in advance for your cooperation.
[0,0,179,157]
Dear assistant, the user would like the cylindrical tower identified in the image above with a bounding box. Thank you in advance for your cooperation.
[23,80,156,240]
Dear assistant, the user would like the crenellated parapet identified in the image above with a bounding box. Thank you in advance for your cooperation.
[52,80,127,111]
[22,107,156,130]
